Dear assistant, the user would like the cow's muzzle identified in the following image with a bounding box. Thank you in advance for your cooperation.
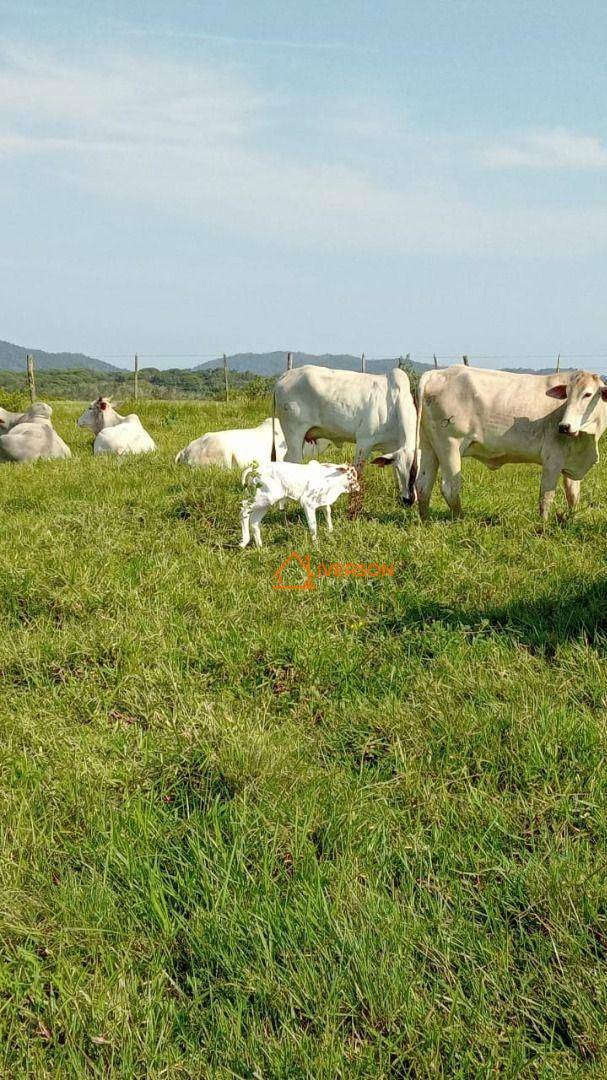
[559,423,578,437]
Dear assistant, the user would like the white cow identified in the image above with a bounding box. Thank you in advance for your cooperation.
[0,406,25,433]
[175,417,329,468]
[0,403,71,462]
[240,460,361,548]
[416,366,607,520]
[77,397,156,455]
[176,418,286,468]
[273,366,418,505]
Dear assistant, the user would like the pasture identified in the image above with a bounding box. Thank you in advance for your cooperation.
[2,397,607,1078]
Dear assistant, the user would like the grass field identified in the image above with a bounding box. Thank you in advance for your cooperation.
[2,397,607,1078]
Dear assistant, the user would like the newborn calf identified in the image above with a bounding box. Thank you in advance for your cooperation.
[240,460,360,548]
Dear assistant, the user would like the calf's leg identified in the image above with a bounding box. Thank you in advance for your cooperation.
[249,505,270,548]
[240,493,271,548]
[240,501,252,548]
[300,499,319,545]
[323,504,333,531]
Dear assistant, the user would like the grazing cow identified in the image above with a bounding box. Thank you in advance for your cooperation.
[416,366,607,520]
[0,403,71,462]
[272,365,418,504]
[175,418,329,468]
[77,397,156,455]
[240,460,360,548]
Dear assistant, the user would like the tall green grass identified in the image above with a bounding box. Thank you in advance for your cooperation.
[1,398,607,1077]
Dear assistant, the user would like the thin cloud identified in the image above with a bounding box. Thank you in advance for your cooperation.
[483,129,607,169]
[123,26,370,53]
[2,44,607,257]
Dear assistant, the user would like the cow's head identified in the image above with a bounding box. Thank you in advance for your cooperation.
[0,407,23,432]
[328,464,361,494]
[371,447,418,507]
[547,371,607,437]
[77,397,115,434]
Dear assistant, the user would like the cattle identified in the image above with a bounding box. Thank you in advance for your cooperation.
[77,397,156,455]
[0,406,25,432]
[0,403,71,462]
[240,460,360,548]
[272,366,418,504]
[416,366,607,520]
[175,417,329,469]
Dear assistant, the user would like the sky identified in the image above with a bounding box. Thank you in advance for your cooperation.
[2,0,607,369]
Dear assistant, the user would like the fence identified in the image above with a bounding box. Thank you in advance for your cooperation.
[12,350,593,405]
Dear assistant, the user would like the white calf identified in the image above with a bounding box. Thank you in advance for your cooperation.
[77,397,156,455]
[240,461,360,548]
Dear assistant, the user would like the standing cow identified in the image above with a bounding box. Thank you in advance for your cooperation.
[416,366,607,519]
[272,365,418,505]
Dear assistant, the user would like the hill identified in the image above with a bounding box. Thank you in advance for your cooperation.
[196,351,432,376]
[0,339,119,373]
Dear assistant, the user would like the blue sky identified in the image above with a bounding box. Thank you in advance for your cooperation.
[2,0,607,368]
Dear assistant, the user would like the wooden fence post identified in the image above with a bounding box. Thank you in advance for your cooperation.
[134,353,139,400]
[26,354,36,402]
[287,351,293,371]
[462,354,469,366]
[223,353,229,402]
[361,352,366,373]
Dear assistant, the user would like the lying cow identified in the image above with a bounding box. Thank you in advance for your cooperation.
[0,406,25,432]
[272,365,417,504]
[77,397,156,455]
[240,460,360,548]
[416,366,607,519]
[0,403,71,462]
[175,417,329,468]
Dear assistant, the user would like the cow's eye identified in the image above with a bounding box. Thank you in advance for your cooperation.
[583,392,592,399]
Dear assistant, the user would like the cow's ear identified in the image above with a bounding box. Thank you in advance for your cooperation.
[370,456,392,467]
[546,384,568,400]
[600,385,607,401]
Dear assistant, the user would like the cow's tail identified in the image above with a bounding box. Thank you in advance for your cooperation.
[412,372,428,495]
[271,391,277,462]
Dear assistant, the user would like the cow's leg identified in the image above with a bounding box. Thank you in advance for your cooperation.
[563,476,581,512]
[437,439,463,516]
[416,433,439,521]
[539,462,560,520]
[301,499,319,546]
[323,503,333,531]
[281,423,307,463]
